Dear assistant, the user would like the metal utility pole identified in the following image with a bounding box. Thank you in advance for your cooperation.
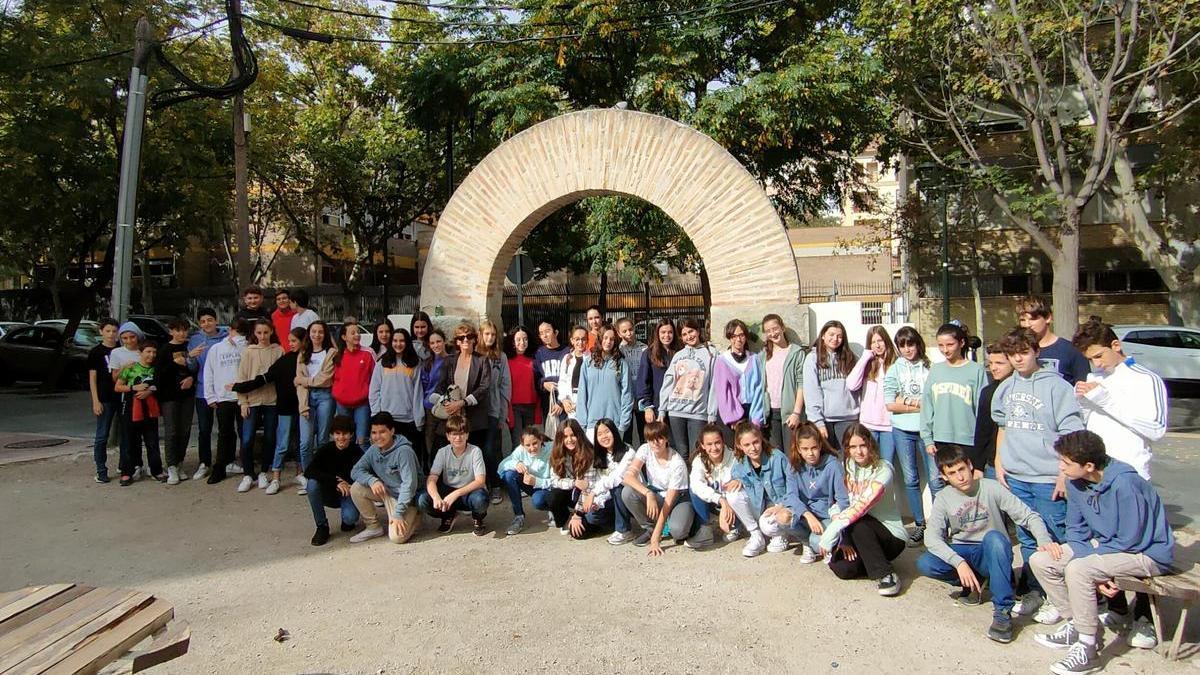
[941,190,951,325]
[110,17,153,322]
[230,0,252,290]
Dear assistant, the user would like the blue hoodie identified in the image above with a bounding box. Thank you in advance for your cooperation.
[731,449,789,514]
[1065,459,1175,571]
[783,453,849,523]
[990,367,1084,483]
[187,327,229,401]
[576,356,633,434]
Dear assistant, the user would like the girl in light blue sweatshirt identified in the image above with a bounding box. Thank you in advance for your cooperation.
[802,320,860,451]
[766,422,849,563]
[882,326,931,541]
[576,327,634,436]
[497,427,553,535]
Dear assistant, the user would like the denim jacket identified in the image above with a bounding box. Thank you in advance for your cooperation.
[731,450,789,513]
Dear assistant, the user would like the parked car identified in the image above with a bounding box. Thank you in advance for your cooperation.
[0,321,29,338]
[127,314,198,344]
[326,322,374,351]
[34,319,100,330]
[1113,324,1200,397]
[0,323,102,387]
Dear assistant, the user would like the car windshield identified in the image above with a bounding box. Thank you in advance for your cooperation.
[72,326,102,346]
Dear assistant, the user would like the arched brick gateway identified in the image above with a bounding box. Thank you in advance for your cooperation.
[420,109,802,338]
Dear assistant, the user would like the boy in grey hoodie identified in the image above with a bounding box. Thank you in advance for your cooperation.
[991,328,1084,622]
[349,412,423,544]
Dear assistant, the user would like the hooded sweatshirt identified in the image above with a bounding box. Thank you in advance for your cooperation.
[203,335,246,404]
[109,322,145,375]
[689,448,736,505]
[782,453,849,523]
[620,340,647,391]
[498,441,554,489]
[332,347,375,407]
[658,344,718,421]
[847,352,891,432]
[990,367,1084,483]
[882,358,929,433]
[236,343,283,408]
[576,355,634,433]
[350,435,422,518]
[303,439,364,508]
[920,360,988,447]
[187,326,229,401]
[802,351,860,426]
[369,361,425,428]
[1079,357,1168,480]
[1065,459,1174,571]
[819,459,906,551]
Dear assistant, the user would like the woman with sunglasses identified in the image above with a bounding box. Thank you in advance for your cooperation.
[429,323,492,457]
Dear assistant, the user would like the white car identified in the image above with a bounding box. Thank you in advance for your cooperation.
[1113,324,1200,395]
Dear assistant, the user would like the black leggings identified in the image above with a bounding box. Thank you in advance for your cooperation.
[828,515,906,580]
[546,488,610,539]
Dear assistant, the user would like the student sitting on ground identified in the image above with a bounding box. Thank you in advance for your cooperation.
[686,423,739,550]
[114,341,165,486]
[303,415,364,546]
[497,426,553,535]
[348,412,423,544]
[621,420,693,556]
[917,445,1052,644]
[589,418,638,546]
[725,422,790,558]
[1030,430,1175,675]
[763,422,848,564]
[546,419,611,539]
[417,414,490,536]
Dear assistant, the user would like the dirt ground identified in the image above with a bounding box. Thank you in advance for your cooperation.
[0,452,1194,674]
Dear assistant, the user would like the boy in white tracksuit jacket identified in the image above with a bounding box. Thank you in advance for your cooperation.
[203,326,247,483]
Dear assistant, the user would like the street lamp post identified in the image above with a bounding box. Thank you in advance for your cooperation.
[941,191,951,325]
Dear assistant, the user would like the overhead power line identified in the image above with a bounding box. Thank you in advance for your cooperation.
[16,17,230,73]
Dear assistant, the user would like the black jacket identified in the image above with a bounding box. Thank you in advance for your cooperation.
[303,440,364,508]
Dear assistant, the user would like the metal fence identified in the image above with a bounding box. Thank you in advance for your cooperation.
[501,278,706,333]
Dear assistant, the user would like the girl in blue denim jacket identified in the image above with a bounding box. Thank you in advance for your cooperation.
[726,422,789,558]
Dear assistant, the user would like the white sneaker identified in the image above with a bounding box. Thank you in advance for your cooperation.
[166,466,180,486]
[490,487,502,505]
[349,526,384,543]
[742,532,767,558]
[139,465,152,479]
[1128,617,1158,649]
[265,479,280,495]
[293,474,307,488]
[1011,591,1045,617]
[226,462,243,474]
[297,484,308,496]
[607,530,635,546]
[767,535,789,553]
[1034,600,1063,625]
[178,466,190,481]
[723,527,742,543]
[236,476,254,493]
[257,472,269,490]
[132,466,143,481]
[192,464,210,480]
[798,545,820,564]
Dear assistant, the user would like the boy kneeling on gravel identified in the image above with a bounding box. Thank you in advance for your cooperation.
[348,412,423,544]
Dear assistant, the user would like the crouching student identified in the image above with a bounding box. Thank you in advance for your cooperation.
[303,415,364,545]
[1030,431,1175,675]
[417,414,490,536]
[621,420,693,556]
[498,426,553,535]
[819,424,907,596]
[347,412,422,544]
[546,419,612,539]
[917,445,1052,644]
[763,422,848,564]
[115,342,165,485]
[723,422,789,558]
[590,418,638,545]
[686,423,739,550]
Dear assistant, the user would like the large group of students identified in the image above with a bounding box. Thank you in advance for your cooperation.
[85,288,1175,674]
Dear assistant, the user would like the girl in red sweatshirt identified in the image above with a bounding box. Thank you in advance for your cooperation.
[332,321,376,449]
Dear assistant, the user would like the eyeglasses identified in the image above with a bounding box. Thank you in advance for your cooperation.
[730,332,747,338]
[455,335,475,342]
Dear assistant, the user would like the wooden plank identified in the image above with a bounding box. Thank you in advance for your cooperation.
[6,592,153,675]
[0,584,74,625]
[0,588,134,672]
[0,586,94,639]
[130,621,190,673]
[0,587,44,613]
[43,599,174,675]
[1115,572,1200,602]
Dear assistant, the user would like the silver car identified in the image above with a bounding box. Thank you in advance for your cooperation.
[1113,324,1200,395]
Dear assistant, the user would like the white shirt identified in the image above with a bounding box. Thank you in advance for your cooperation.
[306,349,329,380]
[635,443,688,491]
[557,351,586,417]
[291,309,319,332]
[689,449,736,504]
[1080,358,1168,480]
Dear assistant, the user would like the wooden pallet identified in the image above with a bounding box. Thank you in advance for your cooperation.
[0,584,189,674]
[1115,565,1200,661]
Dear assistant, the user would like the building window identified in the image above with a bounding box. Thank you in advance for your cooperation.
[1001,275,1030,296]
[1128,268,1165,291]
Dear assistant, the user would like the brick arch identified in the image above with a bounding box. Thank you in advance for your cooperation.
[420,109,800,330]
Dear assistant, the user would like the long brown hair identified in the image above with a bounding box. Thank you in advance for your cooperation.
[732,421,772,461]
[893,326,930,368]
[478,319,502,361]
[787,421,836,472]
[687,423,728,474]
[814,320,857,377]
[840,422,882,470]
[551,419,594,479]
[647,318,680,369]
[589,326,624,369]
[864,325,896,382]
[762,313,787,358]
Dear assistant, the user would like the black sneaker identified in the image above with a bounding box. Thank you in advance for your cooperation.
[206,468,227,485]
[907,524,925,548]
[987,615,1014,643]
[437,515,456,533]
[633,531,653,547]
[311,525,331,546]
[877,573,901,596]
[472,517,488,537]
[340,521,357,532]
[952,580,987,606]
[119,475,132,487]
[95,473,110,484]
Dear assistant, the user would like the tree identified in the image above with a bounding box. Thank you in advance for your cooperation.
[861,0,1200,328]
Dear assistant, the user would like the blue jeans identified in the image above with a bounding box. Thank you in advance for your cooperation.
[194,397,214,466]
[92,401,118,476]
[240,405,277,476]
[610,485,632,534]
[272,414,294,471]
[915,530,1016,617]
[418,482,489,519]
[299,389,334,470]
[791,514,830,552]
[1007,477,1066,595]
[337,402,371,449]
[499,470,550,517]
[887,429,927,525]
[306,479,360,529]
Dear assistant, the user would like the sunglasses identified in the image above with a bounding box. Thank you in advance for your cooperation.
[455,335,475,342]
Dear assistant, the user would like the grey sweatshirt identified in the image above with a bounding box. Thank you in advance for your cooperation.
[658,344,718,421]
[924,478,1051,569]
[802,352,860,426]
[369,362,425,428]
[350,436,422,518]
[990,368,1084,483]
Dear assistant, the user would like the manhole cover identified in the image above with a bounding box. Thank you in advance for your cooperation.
[5,438,70,449]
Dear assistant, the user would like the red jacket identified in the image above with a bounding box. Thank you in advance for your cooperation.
[272,308,296,351]
[331,347,375,407]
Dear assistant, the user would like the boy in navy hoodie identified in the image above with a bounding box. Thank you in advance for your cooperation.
[1030,430,1174,675]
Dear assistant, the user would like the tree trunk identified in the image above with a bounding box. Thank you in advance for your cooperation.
[139,256,154,313]
[970,274,985,345]
[1051,215,1081,333]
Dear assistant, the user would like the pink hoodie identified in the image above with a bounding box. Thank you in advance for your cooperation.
[847,352,892,432]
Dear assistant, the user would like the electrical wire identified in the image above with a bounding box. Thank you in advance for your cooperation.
[153,1,257,108]
[13,17,230,73]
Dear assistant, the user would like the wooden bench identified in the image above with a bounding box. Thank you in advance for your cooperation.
[1115,565,1200,661]
[0,583,189,674]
